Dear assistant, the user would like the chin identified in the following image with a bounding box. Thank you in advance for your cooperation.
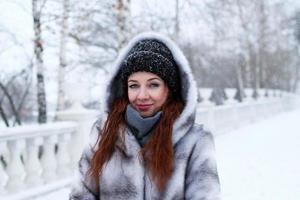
[139,111,155,118]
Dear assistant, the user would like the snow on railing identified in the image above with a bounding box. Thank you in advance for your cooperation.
[0,122,77,200]
[0,87,299,199]
[196,88,300,135]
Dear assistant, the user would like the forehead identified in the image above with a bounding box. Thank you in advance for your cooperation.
[128,71,163,81]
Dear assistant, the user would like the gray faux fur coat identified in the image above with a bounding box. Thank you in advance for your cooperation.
[69,32,221,200]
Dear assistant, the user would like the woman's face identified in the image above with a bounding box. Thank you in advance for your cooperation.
[128,71,169,118]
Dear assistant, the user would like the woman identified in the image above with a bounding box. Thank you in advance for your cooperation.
[70,32,221,199]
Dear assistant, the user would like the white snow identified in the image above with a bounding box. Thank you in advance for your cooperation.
[216,108,300,200]
[16,108,300,199]
[31,188,70,200]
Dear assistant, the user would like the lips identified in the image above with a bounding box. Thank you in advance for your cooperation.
[136,104,152,111]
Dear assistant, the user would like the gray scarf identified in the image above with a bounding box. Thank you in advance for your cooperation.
[125,104,162,146]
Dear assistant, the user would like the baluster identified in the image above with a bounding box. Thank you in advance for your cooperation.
[272,89,278,98]
[199,88,214,107]
[41,135,57,183]
[268,89,274,99]
[69,130,81,172]
[0,142,8,194]
[6,140,26,192]
[57,133,71,177]
[257,88,266,101]
[277,89,283,98]
[24,137,43,187]
[244,88,254,103]
[264,88,269,99]
[224,88,237,105]
[273,89,282,113]
[0,160,7,194]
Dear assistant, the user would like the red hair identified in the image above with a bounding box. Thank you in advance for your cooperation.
[89,96,183,192]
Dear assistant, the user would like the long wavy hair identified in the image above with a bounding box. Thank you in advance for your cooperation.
[88,94,184,192]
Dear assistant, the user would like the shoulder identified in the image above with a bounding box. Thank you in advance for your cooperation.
[188,124,217,162]
[185,124,216,158]
[186,123,214,144]
[87,116,103,150]
[175,123,215,154]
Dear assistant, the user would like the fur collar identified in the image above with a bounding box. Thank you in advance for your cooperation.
[99,32,198,145]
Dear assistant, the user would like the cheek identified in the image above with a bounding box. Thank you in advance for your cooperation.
[161,91,169,103]
[127,90,136,103]
[154,87,169,104]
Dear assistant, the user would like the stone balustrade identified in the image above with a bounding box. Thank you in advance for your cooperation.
[0,122,78,200]
[0,87,299,199]
[196,88,300,135]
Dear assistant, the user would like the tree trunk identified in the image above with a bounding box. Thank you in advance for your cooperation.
[257,0,267,89]
[292,46,300,92]
[33,0,47,123]
[253,51,260,97]
[115,0,131,49]
[174,0,180,40]
[236,56,245,101]
[56,0,69,112]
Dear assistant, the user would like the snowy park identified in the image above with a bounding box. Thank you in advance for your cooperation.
[1,0,300,199]
[31,104,300,200]
[2,92,300,200]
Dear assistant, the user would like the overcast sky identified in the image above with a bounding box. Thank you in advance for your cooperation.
[0,0,299,74]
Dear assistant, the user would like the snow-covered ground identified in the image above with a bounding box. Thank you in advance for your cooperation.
[31,188,70,200]
[35,108,300,200]
[216,108,300,200]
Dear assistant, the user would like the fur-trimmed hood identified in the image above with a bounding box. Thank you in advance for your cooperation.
[70,33,221,200]
[100,32,198,145]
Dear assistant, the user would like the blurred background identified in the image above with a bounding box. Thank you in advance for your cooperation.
[1,0,300,122]
[0,0,300,199]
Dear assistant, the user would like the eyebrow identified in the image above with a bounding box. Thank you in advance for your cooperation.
[128,78,161,82]
[148,78,161,81]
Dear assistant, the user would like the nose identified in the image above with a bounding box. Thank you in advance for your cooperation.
[137,87,149,100]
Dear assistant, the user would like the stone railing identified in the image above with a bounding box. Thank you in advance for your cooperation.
[0,122,77,200]
[0,87,299,199]
[196,88,300,135]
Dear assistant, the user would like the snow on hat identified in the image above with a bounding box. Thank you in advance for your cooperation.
[120,39,180,95]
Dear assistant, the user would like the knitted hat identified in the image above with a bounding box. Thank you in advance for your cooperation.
[120,39,180,95]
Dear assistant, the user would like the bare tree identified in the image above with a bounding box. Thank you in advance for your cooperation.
[114,0,131,49]
[32,0,47,123]
[56,0,69,111]
[68,0,131,71]
[0,68,33,127]
[174,0,180,40]
[292,10,300,92]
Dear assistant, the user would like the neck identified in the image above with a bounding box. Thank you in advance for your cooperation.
[125,104,162,146]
